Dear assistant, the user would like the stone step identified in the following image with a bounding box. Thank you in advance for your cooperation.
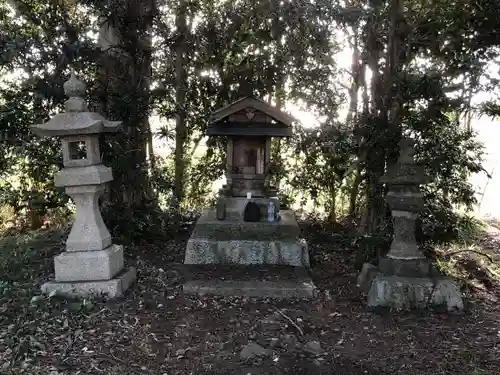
[181,264,317,299]
[183,279,317,299]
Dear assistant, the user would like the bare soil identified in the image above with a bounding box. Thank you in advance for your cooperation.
[0,222,499,375]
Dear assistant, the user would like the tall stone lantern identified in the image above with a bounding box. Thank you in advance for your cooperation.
[359,137,463,312]
[31,73,136,298]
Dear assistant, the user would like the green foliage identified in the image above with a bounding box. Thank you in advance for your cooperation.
[0,0,499,247]
[0,229,65,282]
[0,0,98,228]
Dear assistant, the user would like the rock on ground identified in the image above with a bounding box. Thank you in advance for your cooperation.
[240,342,272,361]
[303,341,324,355]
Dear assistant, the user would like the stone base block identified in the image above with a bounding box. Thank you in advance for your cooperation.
[185,238,309,267]
[378,257,439,278]
[357,263,378,293]
[183,279,317,299]
[367,274,464,312]
[191,209,301,241]
[54,244,124,282]
[42,267,136,298]
[185,208,308,267]
[218,196,280,219]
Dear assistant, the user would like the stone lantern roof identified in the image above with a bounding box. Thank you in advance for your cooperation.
[381,137,432,186]
[381,137,432,213]
[31,72,121,138]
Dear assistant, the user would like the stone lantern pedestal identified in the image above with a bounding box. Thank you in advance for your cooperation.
[31,73,136,298]
[358,138,463,312]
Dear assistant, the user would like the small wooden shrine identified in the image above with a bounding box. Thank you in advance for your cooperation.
[183,96,311,273]
[207,97,295,198]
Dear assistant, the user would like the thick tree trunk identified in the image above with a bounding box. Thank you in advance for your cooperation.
[97,0,156,217]
[361,0,407,234]
[327,186,337,223]
[173,0,188,216]
[357,0,409,266]
[347,165,363,225]
[346,24,362,227]
[360,13,385,235]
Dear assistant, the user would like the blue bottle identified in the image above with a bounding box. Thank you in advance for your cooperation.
[267,200,275,222]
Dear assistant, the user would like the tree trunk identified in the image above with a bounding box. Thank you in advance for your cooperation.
[271,0,285,162]
[360,10,385,235]
[327,187,337,223]
[345,23,363,227]
[97,0,156,221]
[173,0,188,216]
[384,0,406,169]
[347,165,363,225]
[361,0,407,234]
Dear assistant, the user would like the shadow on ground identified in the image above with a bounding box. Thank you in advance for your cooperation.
[1,221,499,374]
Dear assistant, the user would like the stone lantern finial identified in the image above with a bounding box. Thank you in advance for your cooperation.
[64,72,88,113]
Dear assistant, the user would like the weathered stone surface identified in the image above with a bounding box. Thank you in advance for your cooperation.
[185,238,309,267]
[367,275,464,312]
[185,208,308,267]
[55,165,113,187]
[42,267,136,298]
[378,257,439,278]
[386,211,422,259]
[183,279,317,299]
[64,184,112,252]
[357,263,378,293]
[189,208,300,241]
[54,244,124,282]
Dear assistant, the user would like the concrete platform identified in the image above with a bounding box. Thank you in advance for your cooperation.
[182,265,317,299]
[183,279,317,298]
[184,208,309,267]
[41,267,136,298]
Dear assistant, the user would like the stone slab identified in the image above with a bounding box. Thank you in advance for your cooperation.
[378,256,440,278]
[367,274,464,312]
[55,164,113,187]
[54,244,124,282]
[219,197,280,219]
[185,238,309,267]
[357,263,378,293]
[190,208,300,241]
[183,279,317,299]
[42,267,136,298]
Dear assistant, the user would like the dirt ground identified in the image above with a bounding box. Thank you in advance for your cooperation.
[0,222,499,375]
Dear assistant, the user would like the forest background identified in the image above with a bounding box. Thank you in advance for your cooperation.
[1,0,500,261]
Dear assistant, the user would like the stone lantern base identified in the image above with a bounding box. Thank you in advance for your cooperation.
[358,259,464,313]
[41,244,137,298]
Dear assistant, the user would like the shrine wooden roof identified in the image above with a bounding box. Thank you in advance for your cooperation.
[207,97,296,137]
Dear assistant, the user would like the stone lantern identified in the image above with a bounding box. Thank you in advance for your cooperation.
[31,73,136,298]
[359,137,463,312]
[380,137,431,266]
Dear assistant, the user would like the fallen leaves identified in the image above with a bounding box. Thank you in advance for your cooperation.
[1,227,500,375]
